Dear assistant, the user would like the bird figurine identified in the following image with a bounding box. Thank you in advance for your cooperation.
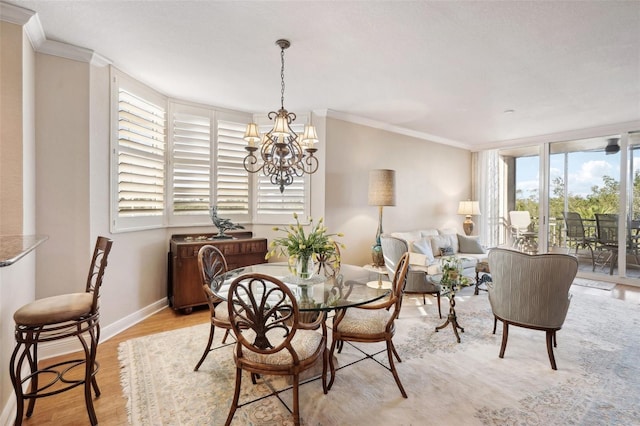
[209,206,244,239]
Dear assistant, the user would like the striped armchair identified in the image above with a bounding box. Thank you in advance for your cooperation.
[487,248,578,370]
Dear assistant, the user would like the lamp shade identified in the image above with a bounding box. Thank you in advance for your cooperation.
[368,169,396,206]
[457,200,481,216]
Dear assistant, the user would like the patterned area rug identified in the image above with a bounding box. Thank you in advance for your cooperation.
[119,287,640,425]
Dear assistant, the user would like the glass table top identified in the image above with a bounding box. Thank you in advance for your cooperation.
[211,263,391,312]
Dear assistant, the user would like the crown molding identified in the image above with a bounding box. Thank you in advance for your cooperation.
[1,1,111,67]
[324,109,471,150]
[474,120,640,152]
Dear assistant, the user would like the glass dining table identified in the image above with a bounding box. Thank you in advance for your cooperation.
[210,262,392,311]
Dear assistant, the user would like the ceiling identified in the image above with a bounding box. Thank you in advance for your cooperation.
[6,0,640,150]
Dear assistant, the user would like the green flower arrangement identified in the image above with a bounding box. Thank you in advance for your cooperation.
[266,213,345,277]
[441,256,471,286]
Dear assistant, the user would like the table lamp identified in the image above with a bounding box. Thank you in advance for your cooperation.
[457,200,481,236]
[368,169,396,266]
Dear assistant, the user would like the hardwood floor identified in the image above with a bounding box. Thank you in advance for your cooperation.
[15,306,210,426]
[11,283,640,425]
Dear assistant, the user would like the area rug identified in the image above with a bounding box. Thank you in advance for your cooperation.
[572,277,617,291]
[118,288,640,425]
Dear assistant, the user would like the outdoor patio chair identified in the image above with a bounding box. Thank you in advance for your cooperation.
[562,211,596,271]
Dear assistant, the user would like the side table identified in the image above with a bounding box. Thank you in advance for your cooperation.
[362,264,392,289]
[474,261,491,295]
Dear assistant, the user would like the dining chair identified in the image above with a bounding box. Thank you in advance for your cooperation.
[487,248,577,370]
[315,241,341,278]
[562,211,596,271]
[10,236,113,425]
[380,235,441,318]
[328,252,411,398]
[225,273,328,426]
[194,245,230,371]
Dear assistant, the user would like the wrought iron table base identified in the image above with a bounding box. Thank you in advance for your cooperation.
[435,292,464,343]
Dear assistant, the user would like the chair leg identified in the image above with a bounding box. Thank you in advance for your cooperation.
[225,367,242,426]
[546,330,558,370]
[499,322,509,359]
[390,339,402,363]
[327,337,339,390]
[492,316,497,334]
[386,339,407,398]
[292,374,301,426]
[436,293,442,319]
[221,329,230,344]
[194,323,215,371]
[322,348,329,395]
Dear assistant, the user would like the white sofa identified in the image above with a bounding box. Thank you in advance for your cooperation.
[390,228,488,275]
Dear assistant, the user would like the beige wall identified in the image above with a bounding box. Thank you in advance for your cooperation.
[324,118,472,266]
[0,21,37,422]
[0,21,24,234]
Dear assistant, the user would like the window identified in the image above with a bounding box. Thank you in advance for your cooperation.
[111,68,312,232]
[111,70,167,232]
[168,103,212,224]
[216,113,251,221]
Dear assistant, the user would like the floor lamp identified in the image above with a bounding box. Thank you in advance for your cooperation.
[369,169,396,266]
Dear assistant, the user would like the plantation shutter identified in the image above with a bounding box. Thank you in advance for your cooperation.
[255,120,308,222]
[215,117,250,218]
[117,88,166,218]
[170,106,212,216]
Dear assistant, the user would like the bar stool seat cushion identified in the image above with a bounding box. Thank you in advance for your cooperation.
[14,293,93,326]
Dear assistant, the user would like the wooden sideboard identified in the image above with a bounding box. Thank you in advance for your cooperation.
[168,231,268,313]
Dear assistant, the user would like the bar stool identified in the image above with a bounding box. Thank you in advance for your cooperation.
[9,236,113,425]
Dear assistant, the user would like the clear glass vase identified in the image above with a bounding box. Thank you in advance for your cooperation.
[296,254,315,280]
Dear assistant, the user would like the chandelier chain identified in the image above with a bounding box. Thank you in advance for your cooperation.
[280,46,285,110]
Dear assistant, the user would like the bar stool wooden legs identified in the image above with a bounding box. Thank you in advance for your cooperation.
[9,236,112,425]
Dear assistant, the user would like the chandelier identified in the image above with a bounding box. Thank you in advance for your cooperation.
[243,39,319,193]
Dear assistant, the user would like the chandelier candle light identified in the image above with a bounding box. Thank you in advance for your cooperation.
[457,200,481,236]
[368,169,396,267]
[243,39,319,193]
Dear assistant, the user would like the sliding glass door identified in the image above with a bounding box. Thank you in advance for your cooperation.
[492,130,640,282]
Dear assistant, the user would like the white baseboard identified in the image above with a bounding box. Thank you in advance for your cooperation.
[1,298,168,425]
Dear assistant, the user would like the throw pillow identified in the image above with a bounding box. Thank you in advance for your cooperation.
[440,246,455,256]
[430,235,454,256]
[457,234,486,254]
[411,237,436,263]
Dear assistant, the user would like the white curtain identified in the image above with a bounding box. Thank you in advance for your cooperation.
[473,150,501,248]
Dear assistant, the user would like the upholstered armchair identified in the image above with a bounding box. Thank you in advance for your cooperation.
[381,235,441,318]
[487,248,578,370]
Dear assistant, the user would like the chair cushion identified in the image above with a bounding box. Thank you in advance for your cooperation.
[14,293,93,326]
[214,302,229,321]
[241,329,323,365]
[336,308,391,334]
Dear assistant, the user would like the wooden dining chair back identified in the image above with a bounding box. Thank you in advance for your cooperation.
[193,245,230,371]
[381,235,442,317]
[328,252,410,398]
[10,236,113,426]
[316,241,342,278]
[225,273,328,426]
